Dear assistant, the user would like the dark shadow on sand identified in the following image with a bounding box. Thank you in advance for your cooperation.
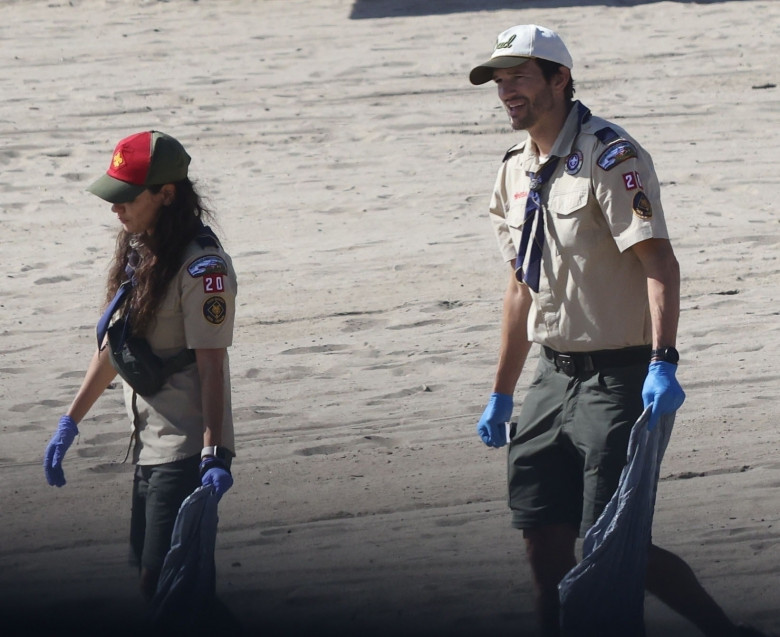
[0,595,243,637]
[350,0,738,20]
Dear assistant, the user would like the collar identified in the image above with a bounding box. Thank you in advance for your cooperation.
[549,100,591,158]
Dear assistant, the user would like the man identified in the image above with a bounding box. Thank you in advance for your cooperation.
[471,24,764,637]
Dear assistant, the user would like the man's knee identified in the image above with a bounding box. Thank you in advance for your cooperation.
[523,524,578,588]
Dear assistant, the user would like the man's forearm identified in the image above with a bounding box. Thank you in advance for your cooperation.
[493,272,533,395]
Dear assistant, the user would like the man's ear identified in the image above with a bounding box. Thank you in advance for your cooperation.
[160,184,176,206]
[552,66,571,94]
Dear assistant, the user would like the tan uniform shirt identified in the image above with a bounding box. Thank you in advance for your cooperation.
[489,101,669,352]
[125,239,238,465]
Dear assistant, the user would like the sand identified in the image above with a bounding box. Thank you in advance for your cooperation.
[1,0,778,635]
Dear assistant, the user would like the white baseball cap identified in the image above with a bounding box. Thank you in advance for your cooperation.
[469,24,573,85]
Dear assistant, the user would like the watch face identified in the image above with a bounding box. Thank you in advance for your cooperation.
[663,347,679,364]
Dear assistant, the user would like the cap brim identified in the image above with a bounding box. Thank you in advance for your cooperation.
[86,173,146,204]
[469,56,532,85]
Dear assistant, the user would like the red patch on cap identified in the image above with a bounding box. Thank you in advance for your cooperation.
[106,131,152,185]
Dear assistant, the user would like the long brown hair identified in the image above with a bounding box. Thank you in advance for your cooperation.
[105,178,214,335]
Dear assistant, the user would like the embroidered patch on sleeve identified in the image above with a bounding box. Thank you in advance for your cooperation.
[203,273,225,294]
[622,171,643,190]
[188,255,228,278]
[632,191,653,219]
[203,296,227,325]
[597,140,637,171]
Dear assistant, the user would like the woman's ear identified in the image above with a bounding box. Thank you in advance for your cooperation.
[160,184,176,206]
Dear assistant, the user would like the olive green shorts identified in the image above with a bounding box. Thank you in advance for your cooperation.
[507,351,647,536]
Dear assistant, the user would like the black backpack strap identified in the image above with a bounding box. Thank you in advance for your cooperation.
[161,348,197,376]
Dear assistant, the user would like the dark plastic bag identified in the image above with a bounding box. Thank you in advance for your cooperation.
[148,486,219,632]
[558,408,675,637]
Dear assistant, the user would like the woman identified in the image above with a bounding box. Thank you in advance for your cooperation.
[43,130,238,600]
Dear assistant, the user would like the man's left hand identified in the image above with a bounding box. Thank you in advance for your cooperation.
[642,361,685,431]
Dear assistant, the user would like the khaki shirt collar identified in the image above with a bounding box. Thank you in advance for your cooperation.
[550,100,590,158]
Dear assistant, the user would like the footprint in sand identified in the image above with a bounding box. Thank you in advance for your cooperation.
[294,434,398,457]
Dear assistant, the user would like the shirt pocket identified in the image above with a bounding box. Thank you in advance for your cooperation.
[547,183,592,250]
[506,195,529,230]
[146,283,184,353]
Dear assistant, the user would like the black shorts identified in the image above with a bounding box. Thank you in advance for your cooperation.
[507,349,647,536]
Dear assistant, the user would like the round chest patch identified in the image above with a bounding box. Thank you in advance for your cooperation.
[565,150,583,175]
[203,296,227,325]
[632,191,653,219]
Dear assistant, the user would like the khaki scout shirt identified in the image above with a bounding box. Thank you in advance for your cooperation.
[489,101,669,352]
[125,239,238,465]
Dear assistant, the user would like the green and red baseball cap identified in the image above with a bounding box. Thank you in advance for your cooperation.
[87,130,191,203]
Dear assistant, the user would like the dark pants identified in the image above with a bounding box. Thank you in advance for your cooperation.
[130,454,202,573]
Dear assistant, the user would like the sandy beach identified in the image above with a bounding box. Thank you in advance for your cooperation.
[1,0,778,635]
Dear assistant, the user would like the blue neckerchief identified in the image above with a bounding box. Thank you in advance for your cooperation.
[96,249,138,350]
[514,102,589,292]
[515,156,560,292]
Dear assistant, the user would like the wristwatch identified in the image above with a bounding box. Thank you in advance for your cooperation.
[201,445,228,460]
[650,346,679,365]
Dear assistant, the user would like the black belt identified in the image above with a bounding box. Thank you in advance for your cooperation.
[542,345,651,377]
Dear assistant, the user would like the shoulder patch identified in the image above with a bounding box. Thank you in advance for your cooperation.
[597,140,637,171]
[203,296,227,325]
[594,126,621,145]
[196,234,220,250]
[632,191,653,219]
[195,226,222,250]
[187,255,228,278]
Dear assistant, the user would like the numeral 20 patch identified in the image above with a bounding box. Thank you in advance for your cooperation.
[622,171,643,190]
[203,273,225,293]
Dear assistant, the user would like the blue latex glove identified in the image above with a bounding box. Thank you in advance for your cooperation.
[477,392,513,448]
[642,361,685,431]
[199,457,233,500]
[44,415,79,487]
